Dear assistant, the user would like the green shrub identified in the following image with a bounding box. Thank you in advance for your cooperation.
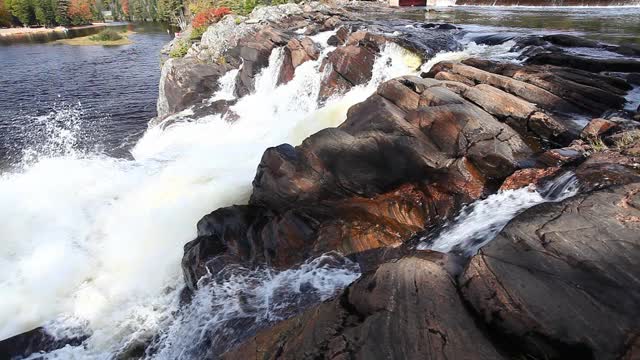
[189,26,207,40]
[169,40,190,58]
[588,137,608,153]
[89,29,123,41]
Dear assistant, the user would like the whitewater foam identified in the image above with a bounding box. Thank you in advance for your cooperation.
[1,32,432,358]
[418,172,580,256]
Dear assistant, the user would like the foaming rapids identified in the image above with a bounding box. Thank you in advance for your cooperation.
[148,253,359,359]
[0,32,433,358]
[418,172,580,256]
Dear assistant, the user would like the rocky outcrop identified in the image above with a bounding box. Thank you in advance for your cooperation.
[223,175,640,359]
[461,182,640,359]
[151,4,640,359]
[234,26,291,97]
[156,58,233,119]
[223,252,505,360]
[0,327,87,359]
[182,75,536,291]
[278,37,319,85]
[317,32,391,101]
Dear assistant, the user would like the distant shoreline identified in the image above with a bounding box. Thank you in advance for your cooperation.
[0,23,108,37]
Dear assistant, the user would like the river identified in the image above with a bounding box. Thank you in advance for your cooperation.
[0,23,172,169]
[0,6,638,360]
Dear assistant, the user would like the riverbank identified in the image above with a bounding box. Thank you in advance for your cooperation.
[0,23,128,45]
[0,23,105,35]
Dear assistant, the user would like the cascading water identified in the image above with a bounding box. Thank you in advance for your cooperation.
[417,172,580,256]
[0,22,560,358]
[0,31,432,359]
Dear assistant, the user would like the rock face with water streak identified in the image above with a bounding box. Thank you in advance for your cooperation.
[223,252,506,360]
[156,58,233,119]
[223,176,640,359]
[181,74,536,291]
[461,182,640,360]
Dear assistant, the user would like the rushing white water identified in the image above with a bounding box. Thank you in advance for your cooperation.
[149,252,359,359]
[0,32,433,358]
[418,172,580,256]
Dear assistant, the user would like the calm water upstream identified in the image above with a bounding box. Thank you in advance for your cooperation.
[0,23,172,169]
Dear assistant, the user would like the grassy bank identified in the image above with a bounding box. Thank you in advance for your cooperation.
[55,29,134,46]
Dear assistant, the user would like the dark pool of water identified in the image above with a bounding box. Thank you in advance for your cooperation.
[0,23,172,169]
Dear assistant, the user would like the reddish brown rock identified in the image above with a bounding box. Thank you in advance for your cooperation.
[183,76,532,290]
[499,166,562,191]
[327,26,349,46]
[461,182,640,360]
[234,26,291,97]
[575,150,640,192]
[580,118,619,139]
[538,144,589,167]
[223,253,506,360]
[318,45,377,101]
[278,37,319,85]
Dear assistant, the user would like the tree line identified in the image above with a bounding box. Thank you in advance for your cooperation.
[0,0,296,28]
[0,0,186,27]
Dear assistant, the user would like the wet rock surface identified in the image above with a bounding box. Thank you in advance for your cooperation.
[223,252,506,360]
[461,182,640,360]
[156,58,233,120]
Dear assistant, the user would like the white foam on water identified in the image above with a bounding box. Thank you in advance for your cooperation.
[208,69,239,102]
[1,33,432,358]
[625,85,640,111]
[420,40,521,73]
[418,172,580,256]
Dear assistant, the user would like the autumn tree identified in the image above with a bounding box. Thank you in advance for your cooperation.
[0,0,13,26]
[67,0,92,24]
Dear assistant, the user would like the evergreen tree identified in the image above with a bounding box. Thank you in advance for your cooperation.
[156,0,179,22]
[10,0,35,26]
[33,0,56,26]
[55,0,70,25]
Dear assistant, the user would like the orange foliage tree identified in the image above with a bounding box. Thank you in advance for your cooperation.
[68,0,93,25]
[192,7,230,29]
[120,0,129,16]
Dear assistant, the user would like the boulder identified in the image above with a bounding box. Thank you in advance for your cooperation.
[580,118,619,139]
[575,150,640,192]
[318,44,377,101]
[541,34,601,48]
[0,327,86,359]
[156,58,232,119]
[184,76,533,290]
[326,26,350,46]
[278,37,320,85]
[223,253,506,360]
[499,166,562,191]
[461,182,640,360]
[425,61,581,114]
[233,26,291,97]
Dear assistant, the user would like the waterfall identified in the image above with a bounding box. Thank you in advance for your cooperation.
[0,33,428,358]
